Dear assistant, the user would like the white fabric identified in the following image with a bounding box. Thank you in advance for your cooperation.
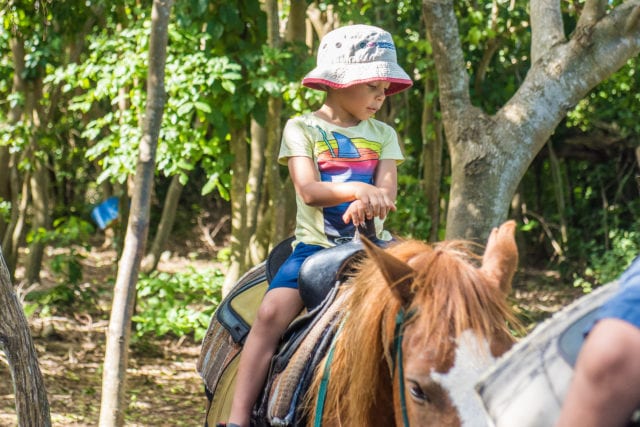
[303,24,412,96]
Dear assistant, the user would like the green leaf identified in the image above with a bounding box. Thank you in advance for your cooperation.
[194,101,212,113]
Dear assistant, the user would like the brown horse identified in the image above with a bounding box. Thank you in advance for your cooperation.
[304,221,520,427]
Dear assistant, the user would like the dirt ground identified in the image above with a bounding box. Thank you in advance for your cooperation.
[0,242,584,427]
[0,242,212,427]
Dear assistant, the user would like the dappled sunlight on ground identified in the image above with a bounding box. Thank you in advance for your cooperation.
[0,306,207,426]
[1,242,215,426]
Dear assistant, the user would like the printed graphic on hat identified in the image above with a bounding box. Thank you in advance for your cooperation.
[373,41,395,50]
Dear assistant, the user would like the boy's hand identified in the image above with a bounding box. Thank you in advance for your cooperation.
[342,200,367,226]
[342,188,396,226]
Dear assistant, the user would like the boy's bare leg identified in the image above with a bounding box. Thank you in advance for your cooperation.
[556,318,640,427]
[227,288,304,427]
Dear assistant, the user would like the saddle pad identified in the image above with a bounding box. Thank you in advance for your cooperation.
[205,352,240,427]
[197,262,268,394]
[265,286,352,426]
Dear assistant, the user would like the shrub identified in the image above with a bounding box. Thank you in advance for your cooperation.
[133,267,224,341]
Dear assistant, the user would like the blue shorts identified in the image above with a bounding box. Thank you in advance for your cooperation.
[592,255,640,330]
[267,242,325,291]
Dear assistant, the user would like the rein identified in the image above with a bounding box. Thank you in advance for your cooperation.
[314,308,414,427]
[392,308,414,427]
[314,318,346,427]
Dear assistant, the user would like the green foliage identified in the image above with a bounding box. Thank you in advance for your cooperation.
[573,228,640,293]
[133,267,224,341]
[55,21,245,190]
[2,0,640,322]
[566,58,640,135]
[24,216,99,315]
[0,198,10,223]
[518,152,640,291]
[28,215,94,285]
[455,0,532,112]
[385,174,433,239]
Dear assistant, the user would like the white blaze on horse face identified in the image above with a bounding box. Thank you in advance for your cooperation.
[430,330,494,427]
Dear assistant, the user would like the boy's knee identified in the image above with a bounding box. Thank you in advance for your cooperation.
[256,301,281,325]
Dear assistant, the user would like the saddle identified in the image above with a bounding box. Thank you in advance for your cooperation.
[197,234,375,427]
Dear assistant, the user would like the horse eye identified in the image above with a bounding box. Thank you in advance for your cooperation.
[408,382,430,404]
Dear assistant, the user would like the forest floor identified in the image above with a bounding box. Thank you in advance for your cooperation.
[0,235,585,427]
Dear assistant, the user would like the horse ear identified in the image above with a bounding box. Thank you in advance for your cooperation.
[361,237,415,306]
[480,220,519,294]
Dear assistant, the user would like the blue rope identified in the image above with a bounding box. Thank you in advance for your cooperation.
[394,309,411,427]
[314,319,345,427]
[315,309,411,427]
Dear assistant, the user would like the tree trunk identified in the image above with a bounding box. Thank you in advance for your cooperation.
[222,127,249,296]
[421,73,443,242]
[141,174,184,273]
[19,46,48,285]
[246,119,267,266]
[264,0,288,246]
[423,0,640,242]
[2,165,29,281]
[285,0,308,43]
[0,248,51,426]
[306,2,339,39]
[242,0,296,279]
[0,146,9,238]
[99,1,172,425]
[1,36,27,275]
[548,142,568,247]
[25,155,50,285]
[266,97,287,244]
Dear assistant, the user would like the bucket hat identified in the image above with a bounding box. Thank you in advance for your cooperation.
[302,24,412,96]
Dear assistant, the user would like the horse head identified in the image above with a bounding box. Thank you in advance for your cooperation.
[361,220,519,426]
[308,221,519,426]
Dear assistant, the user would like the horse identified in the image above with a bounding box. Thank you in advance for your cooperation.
[303,220,520,426]
[198,220,520,426]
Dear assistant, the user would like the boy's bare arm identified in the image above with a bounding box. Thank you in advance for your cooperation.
[288,157,374,206]
[288,156,397,226]
[373,159,398,205]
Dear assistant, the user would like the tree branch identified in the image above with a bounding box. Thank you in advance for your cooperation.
[576,0,607,33]
[306,2,338,40]
[625,5,640,33]
[569,0,640,86]
[530,0,565,63]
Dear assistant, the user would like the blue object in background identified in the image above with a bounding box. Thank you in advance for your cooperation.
[91,196,119,230]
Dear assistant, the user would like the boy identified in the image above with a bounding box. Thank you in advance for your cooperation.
[222,24,412,427]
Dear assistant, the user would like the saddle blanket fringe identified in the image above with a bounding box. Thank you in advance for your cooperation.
[265,288,351,426]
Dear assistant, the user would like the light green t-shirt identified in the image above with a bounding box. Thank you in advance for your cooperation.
[278,113,404,248]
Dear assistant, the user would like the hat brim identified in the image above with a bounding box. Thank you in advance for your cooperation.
[302,61,413,96]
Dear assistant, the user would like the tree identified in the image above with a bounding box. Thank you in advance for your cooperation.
[0,248,50,426]
[98,0,173,424]
[221,1,312,293]
[423,0,640,241]
[0,0,103,284]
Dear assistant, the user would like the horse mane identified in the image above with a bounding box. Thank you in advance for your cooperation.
[305,238,520,426]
